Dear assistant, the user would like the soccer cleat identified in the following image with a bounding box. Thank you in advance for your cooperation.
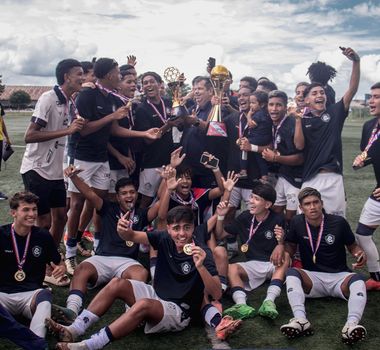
[56,341,89,350]
[258,300,279,319]
[76,241,92,257]
[52,304,77,326]
[365,278,380,291]
[82,230,94,242]
[215,315,242,340]
[65,257,78,275]
[45,318,76,342]
[341,323,366,345]
[223,304,256,319]
[280,318,313,338]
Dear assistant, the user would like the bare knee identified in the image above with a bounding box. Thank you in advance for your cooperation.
[213,246,228,262]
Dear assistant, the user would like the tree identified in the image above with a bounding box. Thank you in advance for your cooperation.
[9,90,31,109]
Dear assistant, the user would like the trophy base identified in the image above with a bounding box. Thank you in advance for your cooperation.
[207,121,227,137]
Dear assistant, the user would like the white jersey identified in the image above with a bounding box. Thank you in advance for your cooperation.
[20,88,70,180]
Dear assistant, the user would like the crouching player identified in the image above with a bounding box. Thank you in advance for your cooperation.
[46,206,240,349]
[281,187,367,344]
[215,182,289,320]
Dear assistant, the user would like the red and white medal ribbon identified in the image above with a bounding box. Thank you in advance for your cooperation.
[120,209,135,247]
[147,98,167,124]
[243,211,270,248]
[11,224,31,272]
[170,191,199,211]
[305,215,324,264]
[58,86,79,118]
[272,116,287,150]
[239,113,248,138]
[363,123,380,154]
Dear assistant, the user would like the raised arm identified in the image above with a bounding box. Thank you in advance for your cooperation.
[342,47,360,111]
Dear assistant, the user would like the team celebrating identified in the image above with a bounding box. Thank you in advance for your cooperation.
[1,45,380,349]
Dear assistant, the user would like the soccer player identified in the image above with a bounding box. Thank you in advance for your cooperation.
[51,166,159,325]
[353,82,380,290]
[281,187,367,344]
[298,47,360,217]
[0,192,66,344]
[46,206,224,349]
[215,182,288,320]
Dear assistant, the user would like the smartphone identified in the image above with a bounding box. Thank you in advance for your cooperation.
[339,46,346,51]
[200,152,219,168]
[208,57,216,69]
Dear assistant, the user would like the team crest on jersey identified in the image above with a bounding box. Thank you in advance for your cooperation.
[32,246,42,257]
[264,230,273,239]
[181,262,192,274]
[321,113,331,123]
[325,234,335,245]
[132,215,139,224]
[276,135,281,144]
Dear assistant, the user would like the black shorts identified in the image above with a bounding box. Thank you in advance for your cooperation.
[22,170,66,215]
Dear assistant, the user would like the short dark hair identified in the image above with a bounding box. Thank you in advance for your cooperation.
[192,76,213,91]
[94,58,118,79]
[295,82,309,91]
[141,71,162,84]
[258,80,278,92]
[298,187,322,204]
[240,76,258,91]
[56,59,82,85]
[167,206,195,225]
[176,164,193,179]
[115,178,137,193]
[120,64,136,78]
[251,90,268,106]
[268,90,288,106]
[81,61,94,74]
[251,181,276,205]
[9,191,39,210]
[371,82,380,90]
[303,82,324,98]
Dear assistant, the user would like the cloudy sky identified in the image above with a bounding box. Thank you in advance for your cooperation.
[0,0,379,98]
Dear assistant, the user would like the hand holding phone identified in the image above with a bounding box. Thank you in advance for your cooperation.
[200,152,219,169]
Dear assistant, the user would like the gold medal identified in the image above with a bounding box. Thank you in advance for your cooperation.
[126,241,134,247]
[241,244,249,253]
[183,243,193,255]
[360,151,367,161]
[312,255,316,264]
[14,270,26,282]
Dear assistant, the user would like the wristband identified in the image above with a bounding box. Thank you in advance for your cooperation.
[217,215,225,221]
[251,144,258,152]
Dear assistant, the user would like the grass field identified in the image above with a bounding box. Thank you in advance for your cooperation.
[1,112,380,350]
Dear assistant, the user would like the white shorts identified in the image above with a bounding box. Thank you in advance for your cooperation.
[0,289,43,319]
[358,197,380,227]
[300,270,354,300]
[109,169,129,194]
[301,172,346,217]
[237,260,275,291]
[267,172,278,189]
[138,168,162,197]
[275,177,300,211]
[129,280,190,333]
[229,187,252,208]
[68,160,110,192]
[84,255,142,288]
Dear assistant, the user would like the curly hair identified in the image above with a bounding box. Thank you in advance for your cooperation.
[306,61,337,86]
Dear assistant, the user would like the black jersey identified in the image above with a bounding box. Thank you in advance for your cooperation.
[0,225,61,293]
[302,99,348,181]
[225,210,285,262]
[96,201,149,259]
[286,213,355,273]
[148,230,217,319]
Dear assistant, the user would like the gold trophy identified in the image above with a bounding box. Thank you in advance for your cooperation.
[206,65,229,137]
[163,67,188,119]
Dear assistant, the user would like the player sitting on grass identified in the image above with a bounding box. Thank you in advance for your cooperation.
[215,182,288,320]
[46,206,240,349]
[280,187,367,345]
[51,165,159,326]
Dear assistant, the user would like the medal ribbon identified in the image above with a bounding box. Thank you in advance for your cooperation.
[272,116,287,150]
[243,211,270,247]
[147,98,167,124]
[170,191,199,211]
[363,123,380,154]
[120,209,135,229]
[239,113,248,138]
[305,215,324,263]
[58,86,79,118]
[11,224,31,272]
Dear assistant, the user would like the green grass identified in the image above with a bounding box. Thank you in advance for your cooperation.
[1,112,380,349]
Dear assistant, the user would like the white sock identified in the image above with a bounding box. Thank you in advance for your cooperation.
[65,245,77,259]
[264,284,281,303]
[93,239,99,251]
[221,283,228,292]
[355,234,380,272]
[150,265,156,280]
[85,327,111,350]
[68,309,99,337]
[203,306,221,328]
[232,290,247,305]
[67,294,83,316]
[30,301,51,338]
[347,280,367,325]
[286,275,306,319]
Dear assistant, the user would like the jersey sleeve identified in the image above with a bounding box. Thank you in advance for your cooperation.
[285,216,300,244]
[202,247,218,276]
[147,230,164,250]
[31,93,52,127]
[341,217,356,246]
[43,230,61,265]
[75,89,96,121]
[224,211,247,237]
